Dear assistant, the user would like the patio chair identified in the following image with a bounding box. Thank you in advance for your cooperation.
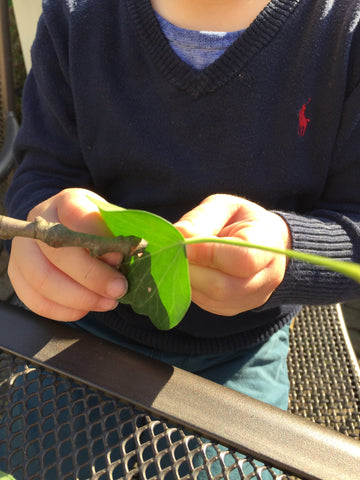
[0,0,18,197]
[0,0,18,303]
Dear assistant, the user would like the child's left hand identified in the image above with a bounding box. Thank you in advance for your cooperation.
[174,194,291,316]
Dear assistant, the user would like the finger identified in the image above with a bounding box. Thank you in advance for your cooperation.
[59,191,124,268]
[175,194,242,238]
[100,252,123,268]
[28,189,127,297]
[185,234,276,278]
[55,189,113,235]
[37,241,128,299]
[175,195,272,276]
[10,238,122,312]
[189,261,282,315]
[61,191,124,267]
[10,269,90,322]
[189,262,253,306]
[30,189,124,266]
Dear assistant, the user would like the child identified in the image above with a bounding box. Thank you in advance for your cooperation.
[5,0,360,464]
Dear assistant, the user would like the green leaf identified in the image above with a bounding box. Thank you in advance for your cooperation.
[0,472,16,480]
[91,198,191,330]
[91,198,360,331]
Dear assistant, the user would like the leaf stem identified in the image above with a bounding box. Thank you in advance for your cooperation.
[184,236,360,283]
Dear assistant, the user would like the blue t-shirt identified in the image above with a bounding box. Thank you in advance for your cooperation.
[155,13,244,70]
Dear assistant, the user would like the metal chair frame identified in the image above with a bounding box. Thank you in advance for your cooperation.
[0,0,18,197]
[0,0,14,123]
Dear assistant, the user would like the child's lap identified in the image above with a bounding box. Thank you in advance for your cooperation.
[75,316,290,410]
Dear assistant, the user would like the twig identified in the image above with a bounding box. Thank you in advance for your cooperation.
[0,215,148,257]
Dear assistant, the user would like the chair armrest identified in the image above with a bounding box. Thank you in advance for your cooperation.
[0,111,18,182]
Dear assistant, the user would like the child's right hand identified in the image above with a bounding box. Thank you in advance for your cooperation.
[8,188,128,322]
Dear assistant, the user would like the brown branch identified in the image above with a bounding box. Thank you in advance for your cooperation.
[0,214,148,257]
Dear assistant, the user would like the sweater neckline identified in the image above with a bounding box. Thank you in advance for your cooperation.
[128,0,301,98]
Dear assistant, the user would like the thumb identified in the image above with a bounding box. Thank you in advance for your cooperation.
[38,188,122,268]
[174,195,247,267]
[55,189,110,235]
[174,194,241,239]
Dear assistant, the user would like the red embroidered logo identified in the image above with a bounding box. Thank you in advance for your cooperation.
[298,98,311,137]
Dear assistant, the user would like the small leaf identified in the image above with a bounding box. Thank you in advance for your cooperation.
[91,198,191,330]
[120,251,172,330]
[0,472,16,480]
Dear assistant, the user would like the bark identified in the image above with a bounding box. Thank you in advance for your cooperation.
[0,215,147,257]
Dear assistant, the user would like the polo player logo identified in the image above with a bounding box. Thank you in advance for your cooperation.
[298,98,311,137]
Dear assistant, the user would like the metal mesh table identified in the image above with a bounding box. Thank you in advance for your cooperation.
[0,353,289,480]
[1,302,360,480]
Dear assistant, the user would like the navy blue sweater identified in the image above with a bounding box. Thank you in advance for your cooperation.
[5,0,360,353]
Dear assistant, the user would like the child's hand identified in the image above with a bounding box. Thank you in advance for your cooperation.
[175,194,291,316]
[8,188,128,321]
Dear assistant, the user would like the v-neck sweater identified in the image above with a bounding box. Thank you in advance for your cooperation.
[129,0,301,98]
[6,0,360,354]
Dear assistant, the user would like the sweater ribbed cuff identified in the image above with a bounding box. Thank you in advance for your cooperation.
[261,211,360,308]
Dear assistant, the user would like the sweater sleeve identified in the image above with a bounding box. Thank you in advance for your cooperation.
[5,5,93,221]
[266,79,360,307]
[267,209,360,306]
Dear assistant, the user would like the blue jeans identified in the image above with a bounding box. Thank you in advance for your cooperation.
[75,317,290,411]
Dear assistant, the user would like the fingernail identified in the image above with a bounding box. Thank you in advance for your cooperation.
[99,298,119,311]
[106,278,128,298]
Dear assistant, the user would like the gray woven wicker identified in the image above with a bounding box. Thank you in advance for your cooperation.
[1,302,360,480]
